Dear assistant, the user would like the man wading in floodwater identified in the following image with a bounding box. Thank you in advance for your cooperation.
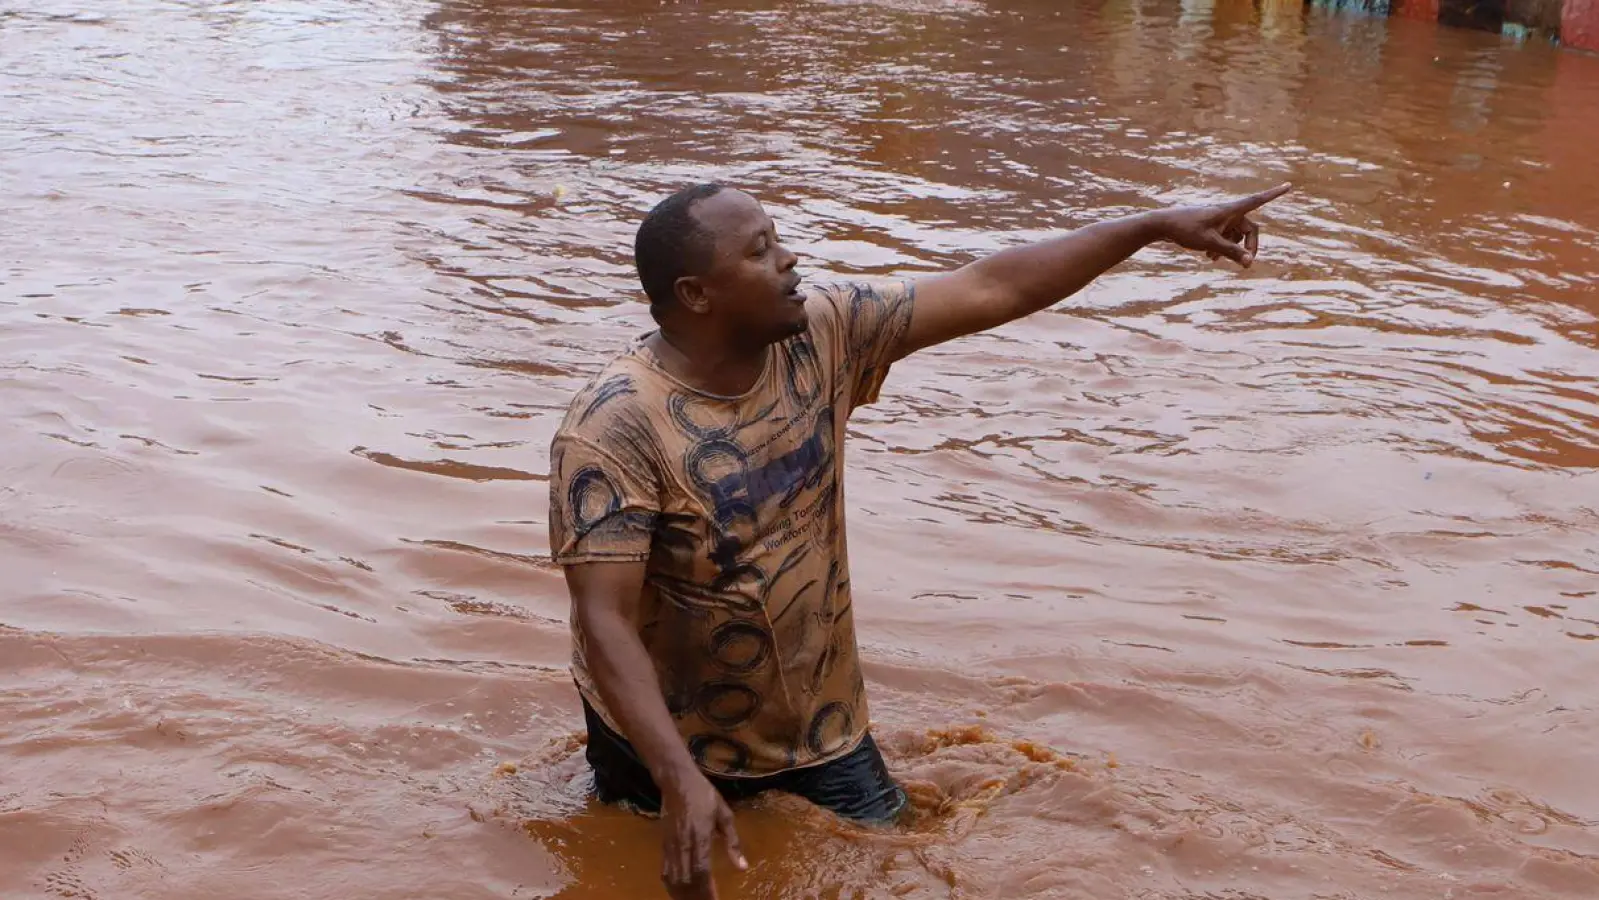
[548,181,1292,898]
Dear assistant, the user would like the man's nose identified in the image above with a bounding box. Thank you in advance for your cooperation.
[777,244,798,270]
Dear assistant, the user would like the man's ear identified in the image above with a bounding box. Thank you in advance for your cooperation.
[674,275,711,315]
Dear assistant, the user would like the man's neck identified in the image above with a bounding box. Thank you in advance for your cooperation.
[647,327,769,397]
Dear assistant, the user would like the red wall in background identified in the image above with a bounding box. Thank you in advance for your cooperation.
[1566,0,1599,50]
[1394,0,1443,22]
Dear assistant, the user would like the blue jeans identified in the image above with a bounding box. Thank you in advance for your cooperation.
[581,697,908,826]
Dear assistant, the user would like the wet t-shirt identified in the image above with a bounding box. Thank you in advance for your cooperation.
[547,281,915,777]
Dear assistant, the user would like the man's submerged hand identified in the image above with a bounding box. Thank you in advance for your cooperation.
[660,768,747,899]
[1154,182,1294,268]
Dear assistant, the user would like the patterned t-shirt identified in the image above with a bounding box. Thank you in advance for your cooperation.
[547,280,915,778]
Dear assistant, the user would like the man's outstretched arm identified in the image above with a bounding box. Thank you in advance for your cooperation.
[894,183,1293,360]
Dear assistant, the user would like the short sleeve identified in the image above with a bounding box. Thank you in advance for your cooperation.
[548,432,661,565]
[808,280,916,409]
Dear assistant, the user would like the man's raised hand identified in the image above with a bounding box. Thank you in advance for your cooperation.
[1157,183,1293,268]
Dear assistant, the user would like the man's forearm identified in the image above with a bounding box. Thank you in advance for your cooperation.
[898,185,1285,359]
[898,210,1169,358]
[966,210,1166,320]
[581,611,702,790]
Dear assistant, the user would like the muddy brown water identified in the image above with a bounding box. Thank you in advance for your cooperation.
[4,0,1599,897]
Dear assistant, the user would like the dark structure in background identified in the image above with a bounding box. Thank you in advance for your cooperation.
[1318,0,1599,48]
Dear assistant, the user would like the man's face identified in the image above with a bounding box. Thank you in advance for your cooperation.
[687,190,807,345]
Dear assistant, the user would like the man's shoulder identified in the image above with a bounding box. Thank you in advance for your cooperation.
[802,279,916,323]
[553,347,674,451]
[805,277,914,300]
[799,279,916,359]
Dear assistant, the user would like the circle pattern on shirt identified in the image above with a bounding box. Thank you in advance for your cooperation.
[696,681,763,729]
[806,700,855,758]
[709,620,773,675]
[669,392,739,441]
[688,733,752,773]
[568,466,621,532]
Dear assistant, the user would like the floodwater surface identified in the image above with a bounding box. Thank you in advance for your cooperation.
[3,0,1599,897]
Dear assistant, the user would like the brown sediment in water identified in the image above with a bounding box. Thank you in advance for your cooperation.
[4,0,1599,898]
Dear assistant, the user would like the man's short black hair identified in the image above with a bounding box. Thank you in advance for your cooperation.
[633,183,726,312]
